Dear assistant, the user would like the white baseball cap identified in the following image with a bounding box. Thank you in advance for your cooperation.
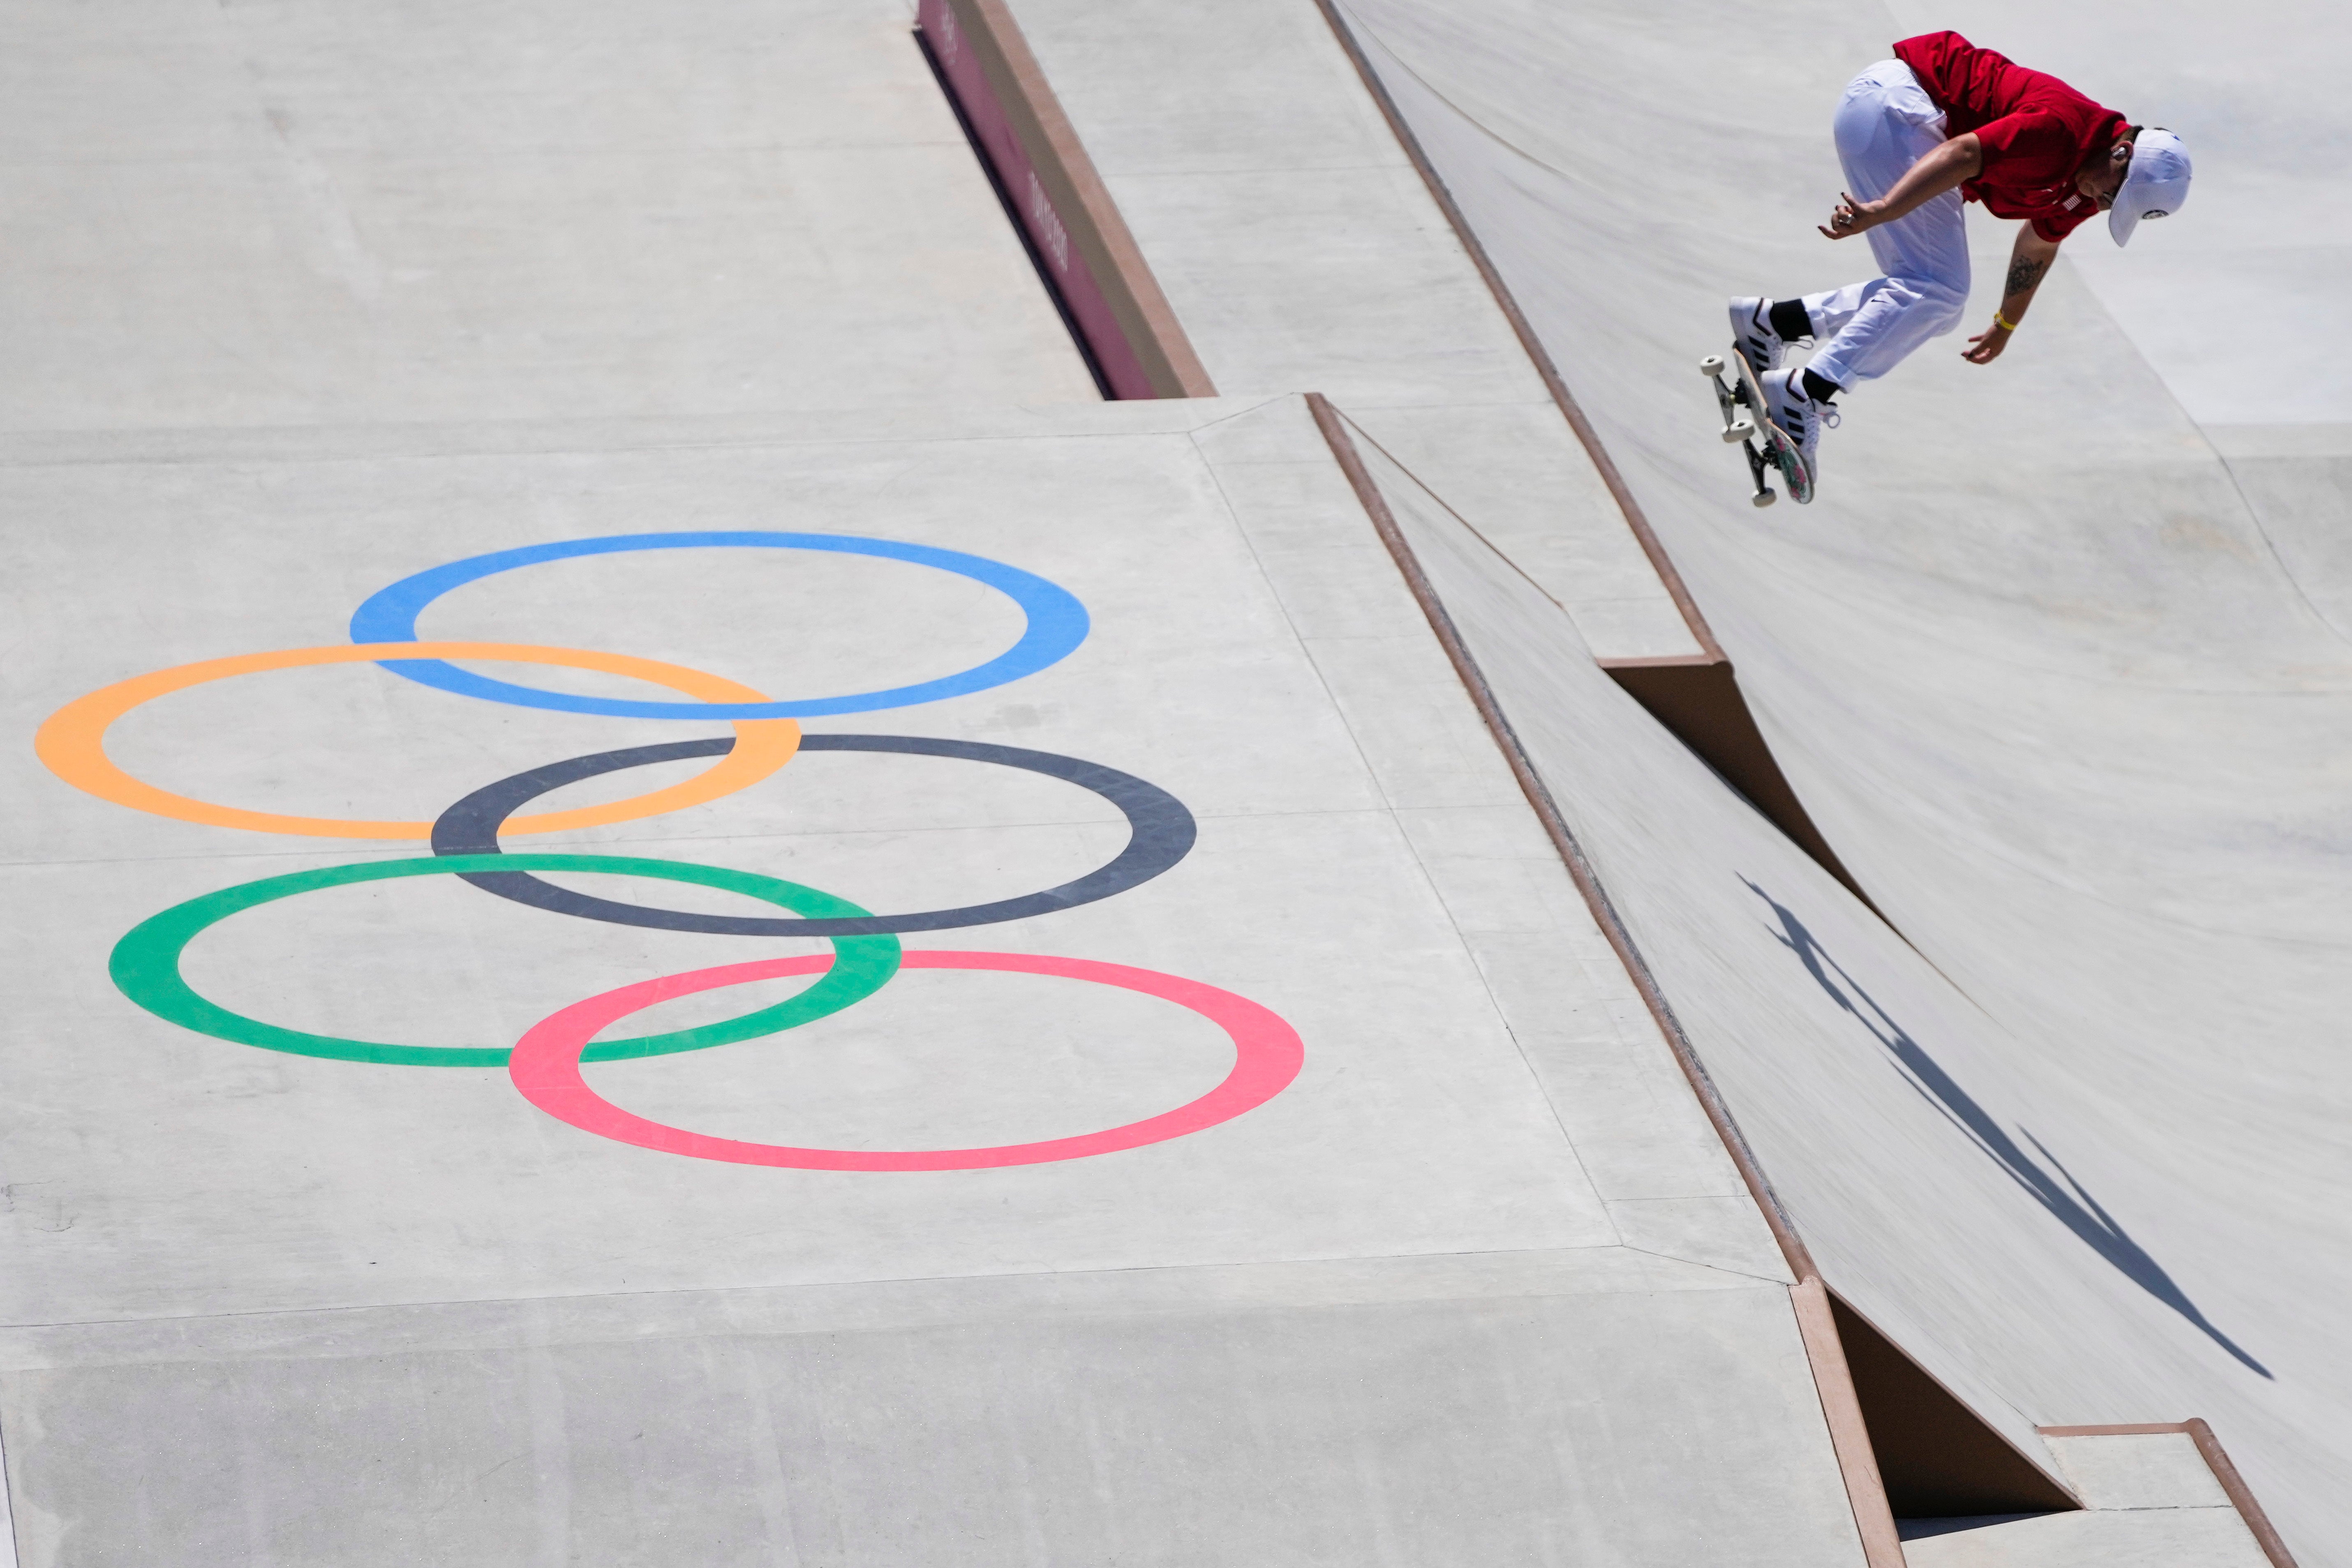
[2110,127,2191,247]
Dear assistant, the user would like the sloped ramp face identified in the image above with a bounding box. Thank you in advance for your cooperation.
[1326,0,2350,1556]
[1336,418,2324,1552]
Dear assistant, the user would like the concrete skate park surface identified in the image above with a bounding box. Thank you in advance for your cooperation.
[3,386,1864,1563]
[1331,0,2348,1558]
[7,0,2337,1563]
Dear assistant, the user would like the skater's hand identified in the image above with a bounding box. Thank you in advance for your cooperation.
[1819,193,1879,239]
[1962,320,2012,365]
[1822,137,1981,240]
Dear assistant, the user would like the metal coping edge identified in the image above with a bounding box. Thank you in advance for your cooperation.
[1305,391,1906,1568]
[1308,0,1722,661]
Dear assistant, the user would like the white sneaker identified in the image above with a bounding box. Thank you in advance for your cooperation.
[1760,367,1839,497]
[1729,297,1793,377]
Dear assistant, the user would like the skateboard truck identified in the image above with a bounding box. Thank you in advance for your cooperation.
[1700,355,1777,508]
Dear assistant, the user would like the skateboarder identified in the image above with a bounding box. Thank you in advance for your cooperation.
[1728,31,2191,492]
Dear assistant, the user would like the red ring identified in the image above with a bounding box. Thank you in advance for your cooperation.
[507,951,1303,1170]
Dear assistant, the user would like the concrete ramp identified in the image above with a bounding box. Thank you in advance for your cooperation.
[1326,0,2349,1556]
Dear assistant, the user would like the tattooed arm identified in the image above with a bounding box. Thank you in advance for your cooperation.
[1964,226,2061,365]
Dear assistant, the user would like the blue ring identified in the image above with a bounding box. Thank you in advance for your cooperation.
[347,531,1090,719]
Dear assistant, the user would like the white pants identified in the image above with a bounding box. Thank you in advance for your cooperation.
[1803,60,1971,390]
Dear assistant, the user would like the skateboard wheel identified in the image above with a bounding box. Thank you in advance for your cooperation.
[1751,489,1777,508]
[1722,417,1754,444]
[1698,355,1726,377]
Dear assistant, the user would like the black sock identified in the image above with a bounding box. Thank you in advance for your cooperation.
[1768,298,1813,341]
[1802,368,1841,404]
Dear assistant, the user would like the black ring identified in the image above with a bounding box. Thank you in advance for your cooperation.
[430,734,1195,937]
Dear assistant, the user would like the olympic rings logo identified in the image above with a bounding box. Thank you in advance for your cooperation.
[36,531,1304,1171]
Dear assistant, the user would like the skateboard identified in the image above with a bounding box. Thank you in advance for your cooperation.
[1701,349,1812,506]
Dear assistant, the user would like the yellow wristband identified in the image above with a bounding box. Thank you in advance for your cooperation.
[1994,311,2019,332]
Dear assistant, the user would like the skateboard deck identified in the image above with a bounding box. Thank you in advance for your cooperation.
[1701,349,1812,506]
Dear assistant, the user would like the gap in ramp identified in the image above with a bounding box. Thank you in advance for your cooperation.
[1600,656,1875,911]
[1830,1293,2077,1520]
[1324,392,1877,910]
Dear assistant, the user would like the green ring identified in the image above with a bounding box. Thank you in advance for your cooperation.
[109,854,902,1067]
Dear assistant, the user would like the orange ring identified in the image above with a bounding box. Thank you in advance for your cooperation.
[35,642,801,841]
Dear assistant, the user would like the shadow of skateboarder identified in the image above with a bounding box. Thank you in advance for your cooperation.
[1744,878,2269,1379]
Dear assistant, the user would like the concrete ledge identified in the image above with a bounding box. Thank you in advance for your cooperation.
[917,0,1212,399]
[2040,1425,2299,1568]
